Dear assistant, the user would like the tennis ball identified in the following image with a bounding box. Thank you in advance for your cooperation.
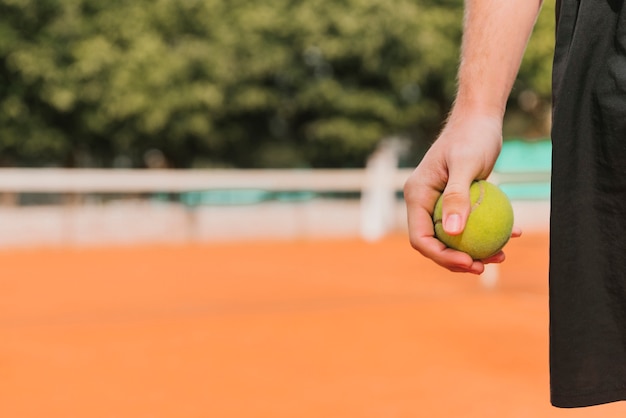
[433,180,514,260]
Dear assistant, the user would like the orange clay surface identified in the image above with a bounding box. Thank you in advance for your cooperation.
[1,232,625,418]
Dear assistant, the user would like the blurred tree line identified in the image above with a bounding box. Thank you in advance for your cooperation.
[0,0,554,168]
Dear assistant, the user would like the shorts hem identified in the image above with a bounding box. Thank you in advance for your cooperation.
[551,388,626,408]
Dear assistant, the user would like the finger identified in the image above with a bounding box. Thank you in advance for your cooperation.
[511,226,522,238]
[448,257,485,275]
[406,213,476,272]
[412,235,485,275]
[440,168,477,236]
[482,251,506,264]
[405,183,484,274]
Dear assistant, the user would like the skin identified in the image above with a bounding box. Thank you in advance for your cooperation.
[404,0,544,274]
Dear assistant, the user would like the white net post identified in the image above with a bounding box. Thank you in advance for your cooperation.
[360,138,406,242]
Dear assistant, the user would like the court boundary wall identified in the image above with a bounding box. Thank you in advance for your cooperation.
[0,167,550,248]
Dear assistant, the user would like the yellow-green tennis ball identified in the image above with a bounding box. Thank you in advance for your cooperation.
[433,180,514,260]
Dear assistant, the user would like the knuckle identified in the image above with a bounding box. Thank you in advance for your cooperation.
[443,182,466,198]
[408,235,425,254]
[442,185,469,207]
[403,175,418,199]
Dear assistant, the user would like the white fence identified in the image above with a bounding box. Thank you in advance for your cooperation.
[0,167,550,248]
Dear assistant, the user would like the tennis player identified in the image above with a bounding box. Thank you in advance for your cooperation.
[404,0,626,408]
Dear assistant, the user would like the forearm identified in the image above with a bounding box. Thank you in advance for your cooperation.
[404,0,541,272]
[454,0,544,119]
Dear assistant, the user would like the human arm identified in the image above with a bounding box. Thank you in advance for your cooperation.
[403,0,543,274]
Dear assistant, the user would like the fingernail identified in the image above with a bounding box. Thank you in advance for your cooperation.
[444,214,462,234]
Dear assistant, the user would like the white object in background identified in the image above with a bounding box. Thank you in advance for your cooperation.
[360,138,407,242]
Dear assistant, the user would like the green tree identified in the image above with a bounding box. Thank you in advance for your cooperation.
[0,0,554,168]
[506,0,555,139]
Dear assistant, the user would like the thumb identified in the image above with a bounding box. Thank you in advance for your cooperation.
[440,177,474,236]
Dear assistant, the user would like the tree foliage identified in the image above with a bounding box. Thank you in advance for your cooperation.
[0,0,554,168]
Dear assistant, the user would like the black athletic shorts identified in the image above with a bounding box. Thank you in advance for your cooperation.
[550,0,626,408]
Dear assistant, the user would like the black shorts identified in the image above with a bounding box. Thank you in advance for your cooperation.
[550,0,626,408]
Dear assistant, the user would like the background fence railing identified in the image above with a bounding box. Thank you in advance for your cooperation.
[0,166,550,248]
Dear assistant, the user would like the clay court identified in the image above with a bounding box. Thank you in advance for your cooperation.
[1,232,625,417]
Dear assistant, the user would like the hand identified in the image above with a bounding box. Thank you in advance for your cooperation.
[403,112,521,274]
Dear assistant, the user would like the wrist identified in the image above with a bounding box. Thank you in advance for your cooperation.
[446,104,504,131]
[451,95,507,121]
